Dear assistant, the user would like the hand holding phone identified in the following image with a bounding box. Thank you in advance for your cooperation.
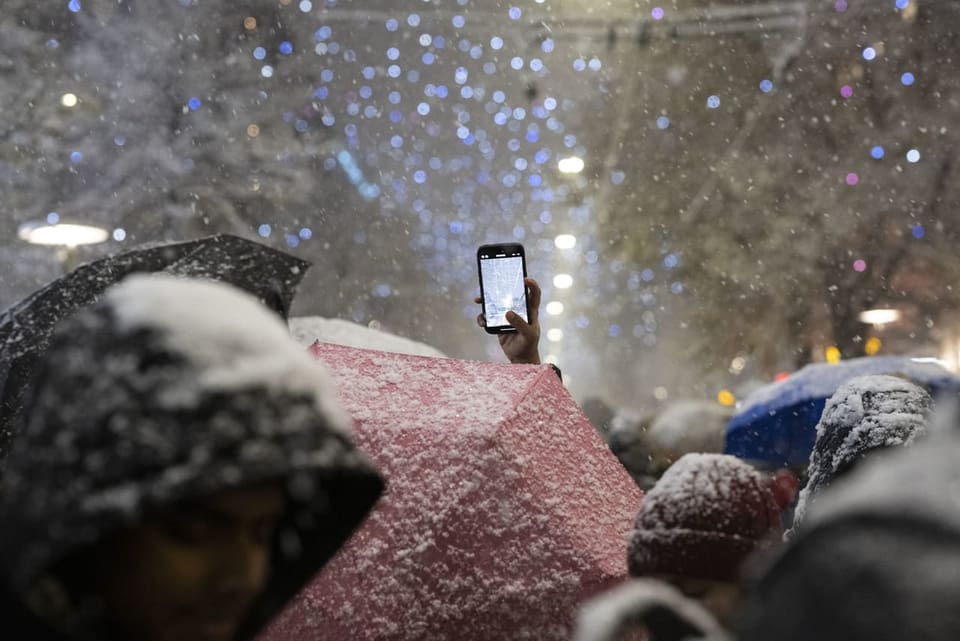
[477,243,529,334]
[475,244,542,365]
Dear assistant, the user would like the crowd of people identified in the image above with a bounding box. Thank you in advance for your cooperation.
[0,269,958,641]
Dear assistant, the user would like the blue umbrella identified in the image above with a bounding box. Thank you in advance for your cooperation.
[724,356,960,469]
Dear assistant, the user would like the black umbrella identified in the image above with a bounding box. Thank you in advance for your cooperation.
[0,234,311,466]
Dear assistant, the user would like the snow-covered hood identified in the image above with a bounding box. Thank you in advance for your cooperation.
[0,276,383,640]
[791,374,930,530]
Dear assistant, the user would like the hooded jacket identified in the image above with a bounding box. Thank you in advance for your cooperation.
[739,428,960,641]
[0,275,383,641]
[790,374,930,532]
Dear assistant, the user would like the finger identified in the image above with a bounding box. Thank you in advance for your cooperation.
[523,277,542,326]
[505,310,538,343]
[476,314,486,328]
[474,296,482,304]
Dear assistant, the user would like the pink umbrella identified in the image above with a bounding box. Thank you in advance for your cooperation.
[262,342,643,641]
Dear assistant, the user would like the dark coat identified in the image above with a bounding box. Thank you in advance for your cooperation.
[739,432,960,641]
[0,276,384,641]
[0,587,74,641]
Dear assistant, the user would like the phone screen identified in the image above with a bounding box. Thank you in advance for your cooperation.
[479,245,527,330]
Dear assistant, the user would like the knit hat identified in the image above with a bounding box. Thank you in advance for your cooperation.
[790,374,930,532]
[627,453,785,582]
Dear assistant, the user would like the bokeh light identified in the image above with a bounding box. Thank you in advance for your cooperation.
[717,389,736,407]
[554,234,577,249]
[557,156,584,174]
[554,274,574,289]
[853,259,867,272]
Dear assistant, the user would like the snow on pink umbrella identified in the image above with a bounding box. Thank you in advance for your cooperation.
[261,342,644,641]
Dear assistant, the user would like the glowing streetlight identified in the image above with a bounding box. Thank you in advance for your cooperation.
[60,93,78,107]
[545,301,564,316]
[546,328,564,342]
[557,156,584,174]
[18,221,109,247]
[858,308,901,325]
[554,234,577,249]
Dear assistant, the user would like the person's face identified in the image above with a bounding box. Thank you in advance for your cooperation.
[98,482,287,641]
[654,575,741,629]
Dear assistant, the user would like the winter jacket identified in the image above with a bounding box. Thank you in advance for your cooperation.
[572,579,731,641]
[739,431,960,641]
[0,587,74,641]
[0,276,384,641]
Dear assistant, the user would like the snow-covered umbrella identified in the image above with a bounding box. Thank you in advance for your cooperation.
[287,316,447,358]
[0,234,309,465]
[262,342,643,641]
[724,356,960,469]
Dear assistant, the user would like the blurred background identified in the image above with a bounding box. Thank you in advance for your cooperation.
[2,0,958,415]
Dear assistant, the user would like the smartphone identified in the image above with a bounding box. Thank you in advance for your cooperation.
[477,243,528,334]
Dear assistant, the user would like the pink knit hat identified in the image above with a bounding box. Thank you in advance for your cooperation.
[627,453,785,582]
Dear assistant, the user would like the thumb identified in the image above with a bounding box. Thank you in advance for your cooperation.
[505,311,537,342]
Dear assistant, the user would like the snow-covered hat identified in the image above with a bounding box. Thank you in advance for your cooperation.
[791,374,930,531]
[627,453,785,582]
[0,276,383,638]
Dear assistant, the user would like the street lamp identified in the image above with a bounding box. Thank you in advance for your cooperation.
[18,220,110,273]
[557,156,584,174]
[858,309,901,325]
[18,221,109,247]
